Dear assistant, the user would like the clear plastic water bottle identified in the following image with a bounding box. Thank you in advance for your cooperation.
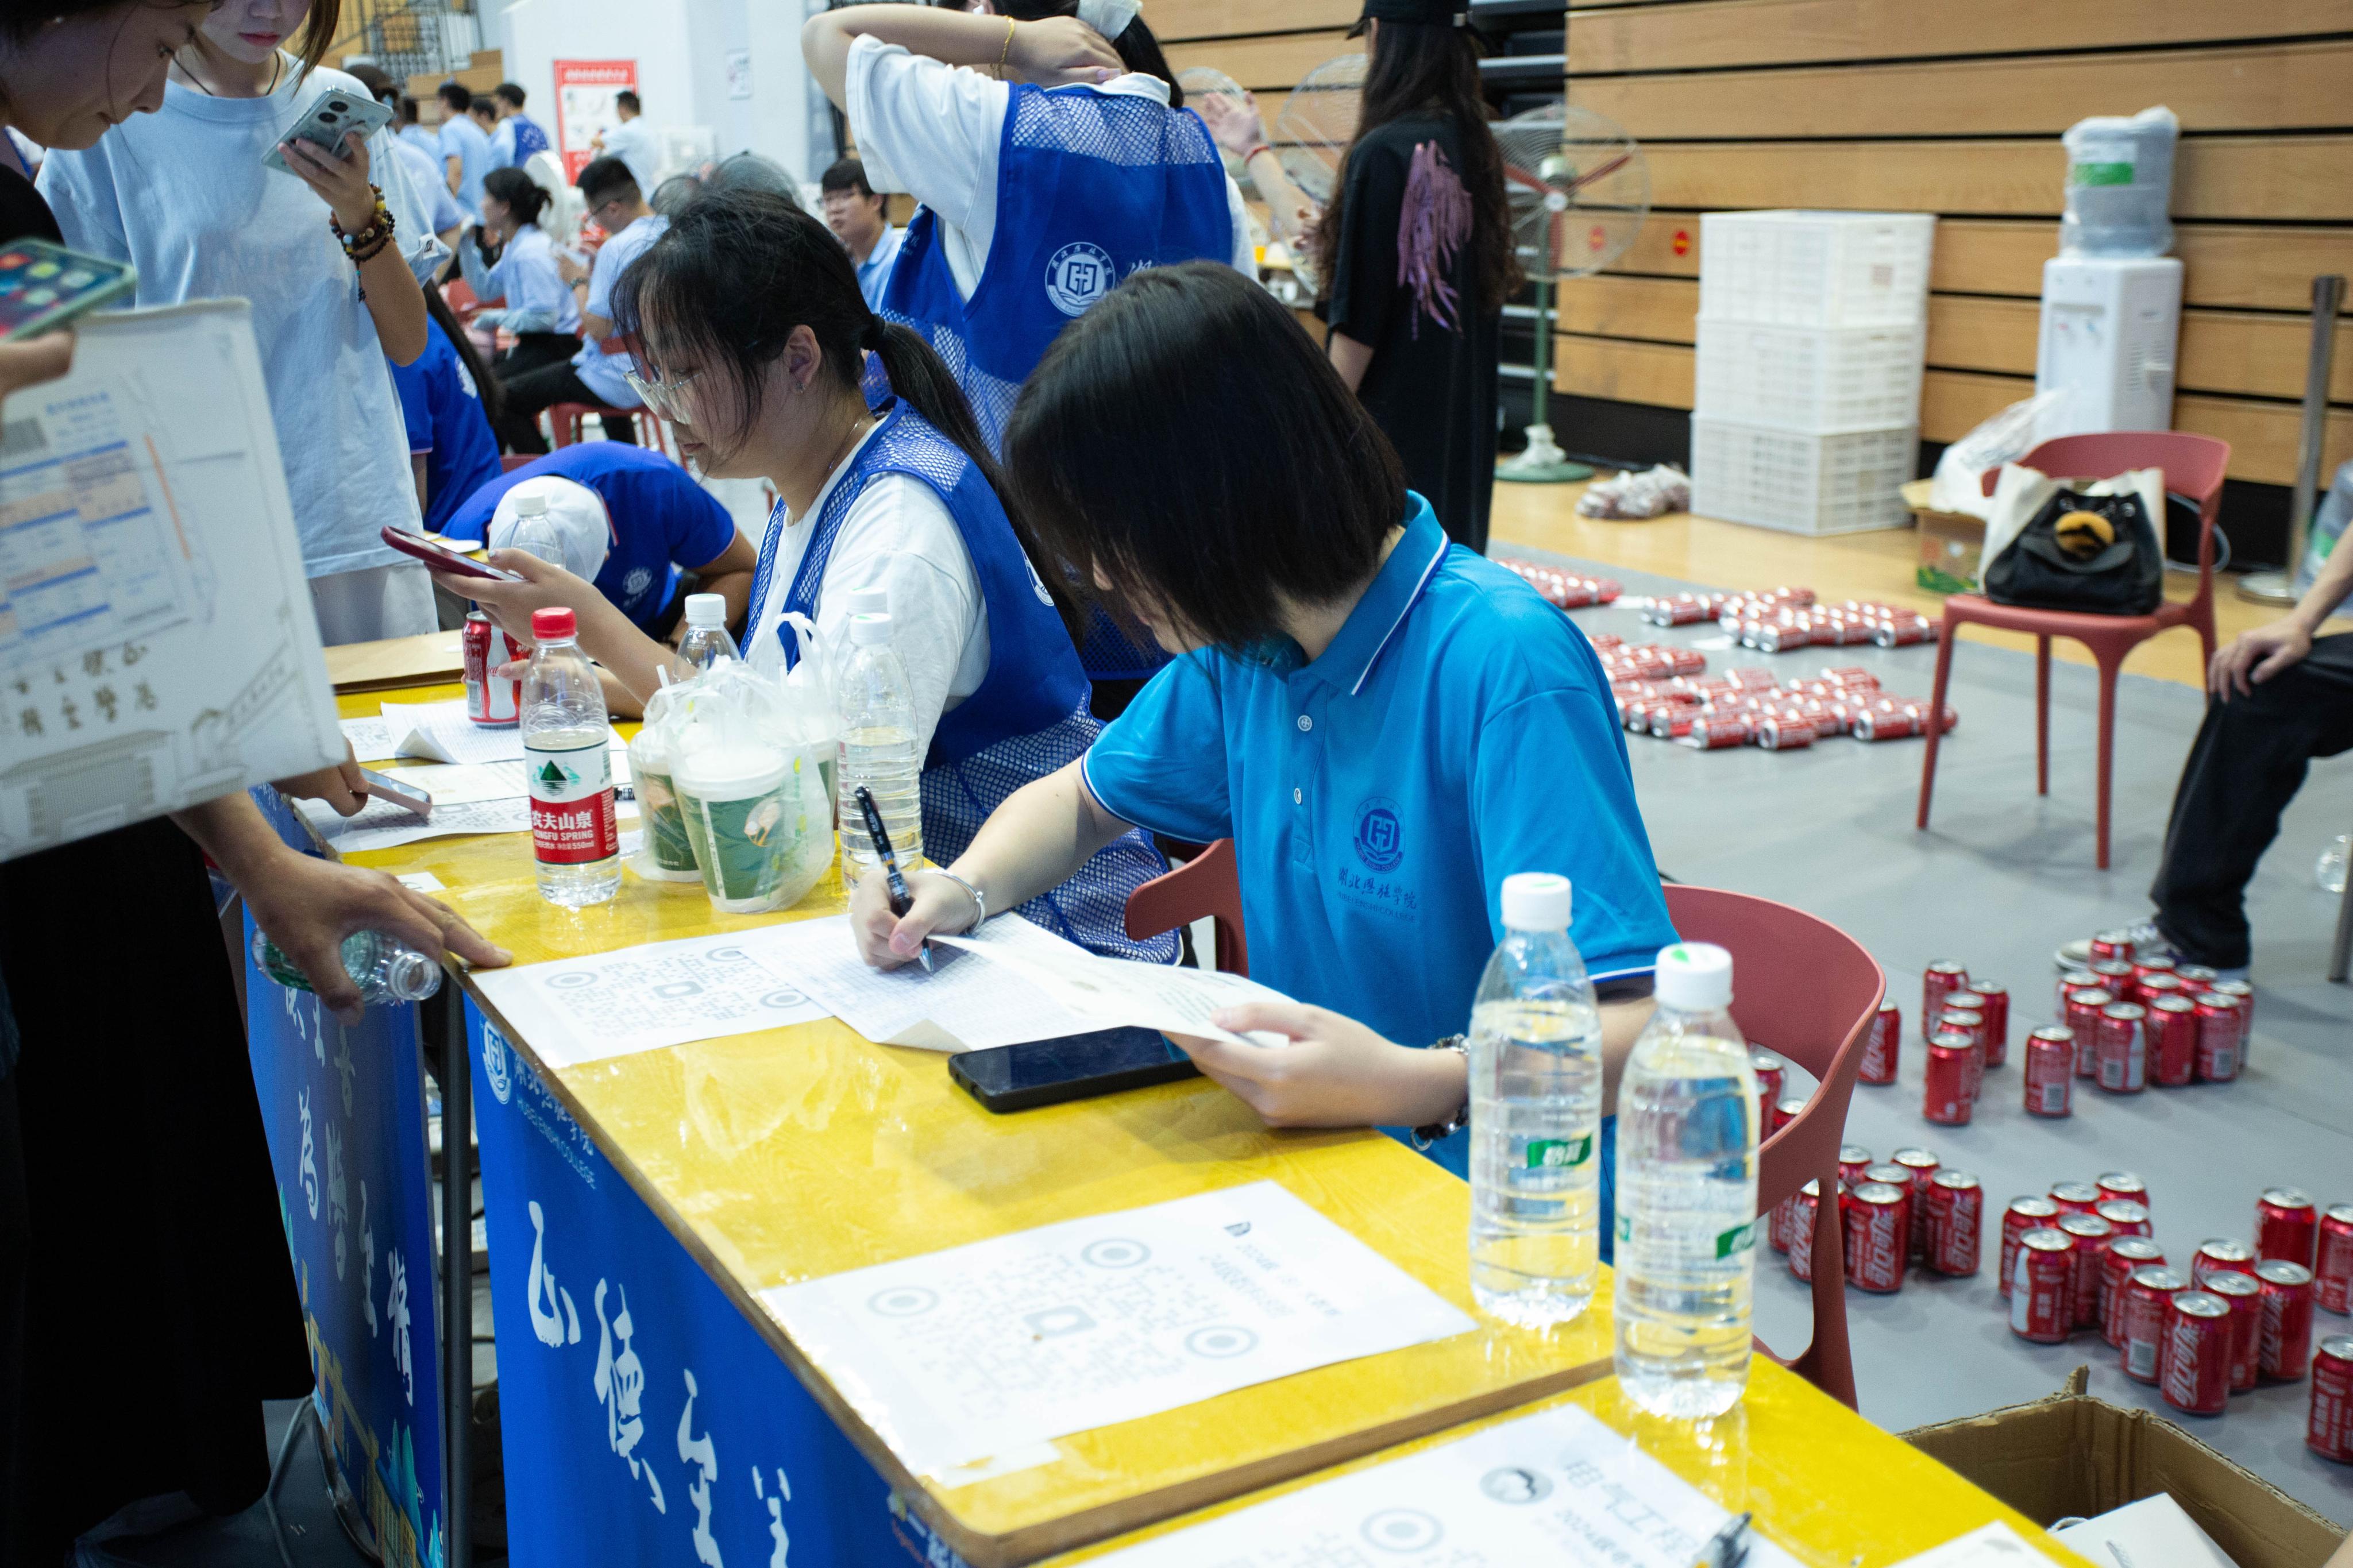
[2319,833,2350,895]
[675,591,739,671]
[522,606,621,906]
[1615,941,1760,1419]
[1468,871,1603,1327]
[836,610,921,885]
[249,928,443,1005]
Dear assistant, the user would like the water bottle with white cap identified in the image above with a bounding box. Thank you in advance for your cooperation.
[835,606,920,884]
[1615,941,1760,1418]
[675,592,739,672]
[1467,871,1603,1327]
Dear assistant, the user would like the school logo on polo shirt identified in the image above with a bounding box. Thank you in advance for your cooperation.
[1044,241,1117,316]
[1353,796,1405,872]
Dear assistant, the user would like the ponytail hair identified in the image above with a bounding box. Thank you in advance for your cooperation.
[483,167,551,227]
[611,189,1082,640]
[996,0,1183,107]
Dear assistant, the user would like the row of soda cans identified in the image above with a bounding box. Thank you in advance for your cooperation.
[1638,587,1941,652]
[1493,558,1625,611]
[1610,658,1959,751]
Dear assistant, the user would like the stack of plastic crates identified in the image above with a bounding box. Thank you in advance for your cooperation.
[1690,211,1935,534]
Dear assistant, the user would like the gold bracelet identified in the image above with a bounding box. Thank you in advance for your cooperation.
[996,16,1016,79]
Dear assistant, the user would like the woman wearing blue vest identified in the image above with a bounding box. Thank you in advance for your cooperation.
[854,263,1677,1218]
[434,191,1173,962]
[803,0,1256,705]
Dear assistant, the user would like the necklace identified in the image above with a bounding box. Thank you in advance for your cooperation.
[180,47,284,99]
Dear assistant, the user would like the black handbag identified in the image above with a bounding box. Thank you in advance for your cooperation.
[1984,484,2166,616]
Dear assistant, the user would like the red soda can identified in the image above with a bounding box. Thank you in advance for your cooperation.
[2259,1260,2316,1381]
[2023,1027,2074,1117]
[2207,979,2254,1065]
[2145,995,2198,1087]
[1923,1036,1973,1125]
[1788,1180,1822,1283]
[2095,1200,2151,1238]
[2089,929,2135,963]
[2122,1265,2189,1381]
[1845,1181,1908,1293]
[2312,1335,2353,1462]
[2194,994,2243,1082]
[1859,999,1900,1086]
[2205,1270,2264,1392]
[2049,1180,2103,1216]
[1893,1148,1941,1259]
[2318,1204,2353,1315]
[2094,1171,2148,1212]
[2257,1187,2319,1268]
[2002,1196,2061,1299]
[1926,1170,1982,1276]
[1968,982,2008,1067]
[1838,1145,1872,1188]
[2102,1237,2166,1346]
[2065,988,2113,1078]
[1681,715,1752,749]
[1922,962,1969,1040]
[1749,1048,1785,1137]
[2096,1003,2147,1092]
[2193,1238,2258,1289]
[2010,1230,2076,1343]
[462,609,522,726]
[2174,964,2219,995]
[2058,1214,2114,1329]
[2160,1292,2233,1416]
[1772,1093,1807,1137]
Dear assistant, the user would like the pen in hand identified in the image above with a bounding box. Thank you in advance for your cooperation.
[854,783,931,974]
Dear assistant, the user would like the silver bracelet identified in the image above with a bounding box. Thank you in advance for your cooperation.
[927,866,988,929]
[1410,1035,1470,1150]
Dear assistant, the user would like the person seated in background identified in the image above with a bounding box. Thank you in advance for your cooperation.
[592,88,659,195]
[440,445,754,642]
[394,284,503,535]
[2140,528,2353,976]
[854,262,1677,1207]
[820,157,901,310]
[435,80,491,214]
[488,80,549,168]
[500,155,669,450]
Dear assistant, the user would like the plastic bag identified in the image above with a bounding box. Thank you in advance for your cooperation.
[626,674,702,882]
[1927,391,2067,519]
[667,658,835,914]
[2061,106,2178,258]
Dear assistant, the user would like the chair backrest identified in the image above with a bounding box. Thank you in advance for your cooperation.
[1977,431,2232,588]
[1123,839,1250,975]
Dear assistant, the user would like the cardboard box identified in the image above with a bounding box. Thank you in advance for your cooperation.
[1905,478,1986,595]
[1903,1368,2346,1568]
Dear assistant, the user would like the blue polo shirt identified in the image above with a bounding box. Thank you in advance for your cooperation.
[441,445,739,632]
[391,317,502,535]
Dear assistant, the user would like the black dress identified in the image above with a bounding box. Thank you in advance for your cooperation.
[1324,112,1504,554]
[0,163,311,1567]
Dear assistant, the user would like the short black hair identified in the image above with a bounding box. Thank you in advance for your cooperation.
[615,90,641,114]
[575,156,640,207]
[494,82,526,109]
[820,159,878,202]
[1004,262,1406,651]
[437,81,472,113]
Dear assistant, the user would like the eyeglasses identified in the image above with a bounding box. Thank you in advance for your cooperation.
[621,366,703,423]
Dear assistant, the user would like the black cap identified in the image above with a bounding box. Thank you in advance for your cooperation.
[1347,0,1467,36]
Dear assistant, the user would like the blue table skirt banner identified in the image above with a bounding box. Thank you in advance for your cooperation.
[245,793,448,1566]
[466,998,919,1566]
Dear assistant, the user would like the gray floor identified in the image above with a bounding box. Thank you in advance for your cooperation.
[1519,544,2353,1526]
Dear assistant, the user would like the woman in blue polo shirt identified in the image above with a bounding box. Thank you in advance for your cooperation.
[854,262,1677,1189]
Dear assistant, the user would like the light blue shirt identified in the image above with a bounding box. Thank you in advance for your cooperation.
[1082,495,1677,1054]
[573,212,669,405]
[438,113,493,215]
[855,224,904,311]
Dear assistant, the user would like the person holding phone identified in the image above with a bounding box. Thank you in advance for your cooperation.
[434,190,1174,960]
[38,0,452,646]
[853,263,1675,1176]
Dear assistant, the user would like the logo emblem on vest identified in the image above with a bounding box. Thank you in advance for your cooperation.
[1044,241,1117,317]
[1353,796,1404,872]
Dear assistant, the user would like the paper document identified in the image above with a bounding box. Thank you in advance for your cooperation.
[0,302,345,860]
[761,1181,1476,1481]
[759,912,1094,1052]
[473,928,830,1068]
[299,794,531,853]
[1094,1401,1804,1567]
[935,920,1294,1045]
[1893,1523,2053,1566]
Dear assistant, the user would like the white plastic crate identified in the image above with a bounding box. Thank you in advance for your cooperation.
[1688,417,1918,535]
[1698,211,1935,328]
[1694,318,1924,432]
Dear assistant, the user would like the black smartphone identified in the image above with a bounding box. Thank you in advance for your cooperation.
[950,1026,1200,1113]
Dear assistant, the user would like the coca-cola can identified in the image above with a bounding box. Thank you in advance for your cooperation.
[2147,995,2198,1088]
[2065,988,2114,1078]
[2257,1187,2320,1268]
[1923,1037,1973,1125]
[1922,961,1969,1040]
[1772,1093,1807,1137]
[2174,963,2219,995]
[2089,929,2136,963]
[2311,1335,2353,1463]
[2097,1003,2147,1093]
[1926,1170,1982,1277]
[462,609,522,726]
[2207,979,2255,1065]
[1749,1049,1785,1137]
[2095,1171,2148,1211]
[2102,1237,2166,1346]
[1860,999,1901,1086]
[1893,1148,1942,1259]
[2095,1199,2152,1238]
[2160,1292,2233,1416]
[2260,1260,2316,1381]
[2011,1230,2076,1344]
[1969,982,2009,1067]
[2058,1214,2115,1329]
[1845,1181,1908,1293]
[2205,1270,2264,1393]
[2193,1238,2258,1289]
[2002,1196,2061,1299]
[2194,994,2243,1082]
[2317,1204,2353,1315]
[1838,1144,1872,1188]
[2049,1180,2104,1216]
[2023,1027,2074,1117]
[1788,1180,1822,1283]
[2122,1266,2189,1382]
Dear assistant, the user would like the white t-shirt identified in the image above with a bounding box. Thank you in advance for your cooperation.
[599,119,662,197]
[40,65,448,578]
[572,213,669,405]
[746,425,989,764]
[844,36,1255,303]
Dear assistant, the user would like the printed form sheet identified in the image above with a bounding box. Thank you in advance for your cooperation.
[1092,1401,1807,1568]
[0,302,344,859]
[473,928,828,1067]
[761,1181,1476,1482]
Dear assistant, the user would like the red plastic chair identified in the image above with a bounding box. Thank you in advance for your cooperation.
[1662,884,1883,1410]
[1123,838,1249,974]
[1916,431,2231,869]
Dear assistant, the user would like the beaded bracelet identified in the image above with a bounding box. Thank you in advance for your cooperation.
[330,184,396,263]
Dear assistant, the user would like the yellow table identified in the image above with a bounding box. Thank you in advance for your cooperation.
[346,683,2085,1568]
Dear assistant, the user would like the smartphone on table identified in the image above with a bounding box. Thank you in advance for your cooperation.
[380,525,524,582]
[950,1026,1201,1113]
[263,91,395,175]
[0,240,135,341]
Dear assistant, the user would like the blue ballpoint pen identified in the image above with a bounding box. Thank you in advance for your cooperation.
[854,784,931,973]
